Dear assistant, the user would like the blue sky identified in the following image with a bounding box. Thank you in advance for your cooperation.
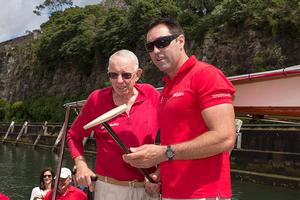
[0,0,100,43]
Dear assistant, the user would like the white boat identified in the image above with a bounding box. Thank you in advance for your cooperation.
[229,65,300,120]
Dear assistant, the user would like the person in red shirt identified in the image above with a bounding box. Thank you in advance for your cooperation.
[0,193,10,200]
[44,168,87,200]
[67,49,160,200]
[123,17,236,200]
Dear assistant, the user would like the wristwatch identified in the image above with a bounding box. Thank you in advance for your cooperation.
[166,145,175,160]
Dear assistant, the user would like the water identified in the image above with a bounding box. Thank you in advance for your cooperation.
[0,144,95,200]
[0,144,299,200]
[231,180,299,200]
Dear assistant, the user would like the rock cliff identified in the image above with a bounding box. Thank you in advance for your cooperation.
[0,28,299,102]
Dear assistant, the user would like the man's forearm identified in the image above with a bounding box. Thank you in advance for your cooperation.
[170,130,235,160]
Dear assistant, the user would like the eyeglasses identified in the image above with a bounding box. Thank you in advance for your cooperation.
[59,178,68,182]
[145,35,179,52]
[107,72,134,80]
[43,175,52,178]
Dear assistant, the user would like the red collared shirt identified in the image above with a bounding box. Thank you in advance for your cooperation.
[159,56,235,198]
[44,186,87,200]
[0,193,10,200]
[67,83,160,181]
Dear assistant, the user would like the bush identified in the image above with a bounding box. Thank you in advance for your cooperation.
[4,101,27,122]
[0,94,89,123]
[253,45,287,71]
[0,99,9,121]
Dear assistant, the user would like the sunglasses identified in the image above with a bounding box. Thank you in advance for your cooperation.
[43,175,52,178]
[107,72,134,80]
[145,35,179,52]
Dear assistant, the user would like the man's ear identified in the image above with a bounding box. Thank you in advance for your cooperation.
[136,68,143,80]
[67,176,72,184]
[177,34,185,49]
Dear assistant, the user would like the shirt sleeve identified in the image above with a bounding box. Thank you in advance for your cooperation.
[192,65,235,112]
[67,93,97,159]
[30,187,39,200]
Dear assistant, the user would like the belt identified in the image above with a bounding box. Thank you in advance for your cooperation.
[97,174,144,188]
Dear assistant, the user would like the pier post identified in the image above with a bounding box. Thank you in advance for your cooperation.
[52,123,65,151]
[33,121,48,149]
[235,119,243,149]
[2,121,15,143]
[15,121,28,145]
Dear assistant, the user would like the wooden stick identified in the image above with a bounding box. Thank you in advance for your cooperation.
[101,122,154,183]
[52,106,70,200]
[84,104,154,183]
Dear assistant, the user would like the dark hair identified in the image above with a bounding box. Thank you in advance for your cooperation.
[146,17,184,36]
[39,167,55,190]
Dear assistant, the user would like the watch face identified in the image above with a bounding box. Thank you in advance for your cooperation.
[166,146,174,160]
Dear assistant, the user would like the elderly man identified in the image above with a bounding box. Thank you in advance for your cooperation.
[123,17,236,200]
[67,49,160,200]
[44,167,87,200]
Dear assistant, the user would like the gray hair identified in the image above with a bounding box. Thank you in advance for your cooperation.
[108,49,139,70]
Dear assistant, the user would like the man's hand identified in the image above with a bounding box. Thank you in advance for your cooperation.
[74,156,96,192]
[145,168,161,196]
[122,144,167,168]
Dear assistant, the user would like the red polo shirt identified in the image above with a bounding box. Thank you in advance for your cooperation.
[44,186,87,200]
[159,56,235,198]
[67,83,159,181]
[0,193,10,200]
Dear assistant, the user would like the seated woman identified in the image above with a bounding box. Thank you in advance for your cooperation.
[30,167,54,200]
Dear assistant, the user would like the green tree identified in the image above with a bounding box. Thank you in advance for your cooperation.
[36,5,105,73]
[24,96,65,122]
[102,0,126,8]
[250,0,300,37]
[95,0,182,58]
[4,101,27,122]
[127,0,181,48]
[34,0,73,16]
[175,0,222,15]
[95,7,128,58]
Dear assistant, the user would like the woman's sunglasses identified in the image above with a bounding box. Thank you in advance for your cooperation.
[145,35,179,52]
[43,175,52,178]
[107,72,134,80]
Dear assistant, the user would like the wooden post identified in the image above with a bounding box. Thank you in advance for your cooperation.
[2,121,15,142]
[52,124,65,151]
[235,119,243,149]
[33,121,48,149]
[15,121,28,145]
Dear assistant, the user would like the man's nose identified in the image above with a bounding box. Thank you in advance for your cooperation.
[116,74,124,82]
[152,46,161,53]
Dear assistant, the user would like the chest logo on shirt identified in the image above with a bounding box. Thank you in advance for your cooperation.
[172,91,184,97]
[100,122,119,130]
[160,91,184,103]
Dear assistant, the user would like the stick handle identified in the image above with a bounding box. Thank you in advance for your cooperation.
[91,176,98,182]
[52,107,71,200]
[102,122,155,183]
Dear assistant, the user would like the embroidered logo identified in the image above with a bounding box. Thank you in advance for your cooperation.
[212,93,231,98]
[172,91,184,97]
[160,91,184,104]
[100,122,119,130]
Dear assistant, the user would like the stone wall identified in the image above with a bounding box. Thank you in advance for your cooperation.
[0,26,300,102]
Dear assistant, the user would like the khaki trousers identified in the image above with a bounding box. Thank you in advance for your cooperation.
[94,180,160,200]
